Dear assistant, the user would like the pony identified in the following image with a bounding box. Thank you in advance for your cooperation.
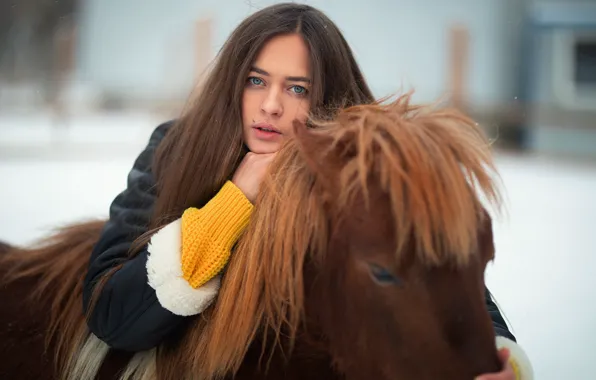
[0,93,504,380]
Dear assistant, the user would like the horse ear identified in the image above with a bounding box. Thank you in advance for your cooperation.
[292,119,340,189]
[477,208,495,263]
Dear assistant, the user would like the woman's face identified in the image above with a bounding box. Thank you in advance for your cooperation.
[242,33,311,154]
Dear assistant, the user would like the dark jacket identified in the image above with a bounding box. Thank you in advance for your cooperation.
[82,122,515,352]
[82,121,187,352]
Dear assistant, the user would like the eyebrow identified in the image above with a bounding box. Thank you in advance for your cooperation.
[250,66,311,83]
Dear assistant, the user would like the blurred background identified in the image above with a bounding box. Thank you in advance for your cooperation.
[0,0,595,378]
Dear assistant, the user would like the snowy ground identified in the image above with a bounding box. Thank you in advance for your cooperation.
[1,114,594,379]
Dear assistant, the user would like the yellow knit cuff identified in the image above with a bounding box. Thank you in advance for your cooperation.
[181,181,254,288]
[510,357,521,380]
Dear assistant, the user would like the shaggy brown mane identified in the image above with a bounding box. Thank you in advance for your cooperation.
[169,139,328,379]
[168,93,503,379]
[312,93,503,266]
[0,220,105,377]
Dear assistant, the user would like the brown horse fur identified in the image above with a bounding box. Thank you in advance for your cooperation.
[0,92,504,380]
[0,221,107,379]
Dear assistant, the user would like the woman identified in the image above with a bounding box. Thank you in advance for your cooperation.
[82,3,522,379]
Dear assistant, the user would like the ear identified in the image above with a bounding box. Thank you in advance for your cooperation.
[477,208,495,264]
[292,119,341,192]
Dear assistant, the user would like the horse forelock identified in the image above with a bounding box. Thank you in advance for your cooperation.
[313,93,503,268]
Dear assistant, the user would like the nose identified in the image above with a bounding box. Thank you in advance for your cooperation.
[261,87,283,117]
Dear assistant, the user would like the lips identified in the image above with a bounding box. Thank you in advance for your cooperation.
[252,123,281,134]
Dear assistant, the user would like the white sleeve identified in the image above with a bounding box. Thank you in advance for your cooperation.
[146,218,220,316]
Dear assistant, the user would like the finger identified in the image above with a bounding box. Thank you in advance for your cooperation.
[498,348,511,364]
[263,152,278,161]
[475,374,506,380]
[475,349,514,380]
[475,375,496,380]
[475,368,515,380]
[251,152,275,159]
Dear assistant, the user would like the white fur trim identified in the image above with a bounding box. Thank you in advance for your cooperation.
[146,218,221,316]
[496,336,534,380]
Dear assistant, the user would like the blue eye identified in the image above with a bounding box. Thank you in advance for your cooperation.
[248,77,264,86]
[291,85,307,95]
[368,263,401,286]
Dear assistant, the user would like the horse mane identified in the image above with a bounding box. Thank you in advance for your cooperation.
[166,92,502,379]
[0,220,106,376]
[315,92,503,266]
[164,141,329,379]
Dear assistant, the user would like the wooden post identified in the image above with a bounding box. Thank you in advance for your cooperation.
[448,24,470,111]
[50,18,77,129]
[195,17,214,84]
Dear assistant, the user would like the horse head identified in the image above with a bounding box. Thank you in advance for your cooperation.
[291,94,504,379]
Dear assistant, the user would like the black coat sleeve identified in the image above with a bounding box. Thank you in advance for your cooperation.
[82,120,187,352]
[485,287,516,341]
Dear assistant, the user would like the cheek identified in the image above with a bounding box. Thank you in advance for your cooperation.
[242,91,261,121]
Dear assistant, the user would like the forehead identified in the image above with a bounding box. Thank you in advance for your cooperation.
[253,34,311,77]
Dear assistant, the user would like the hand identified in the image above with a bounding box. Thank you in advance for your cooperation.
[232,152,276,203]
[475,348,516,380]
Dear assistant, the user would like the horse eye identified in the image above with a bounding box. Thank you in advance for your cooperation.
[368,263,401,286]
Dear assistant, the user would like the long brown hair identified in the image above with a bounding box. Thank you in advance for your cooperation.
[149,3,374,230]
